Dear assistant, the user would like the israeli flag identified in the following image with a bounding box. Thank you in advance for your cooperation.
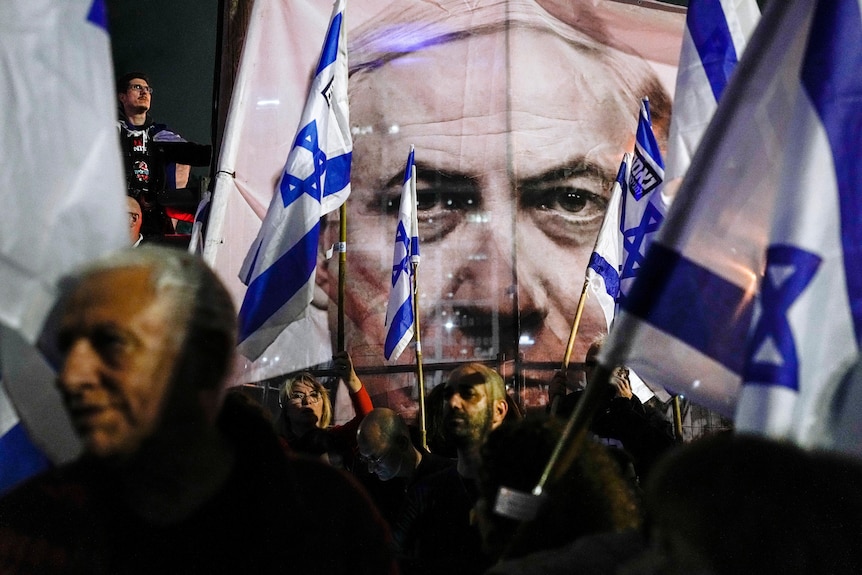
[601,0,862,446]
[665,0,760,182]
[188,190,211,255]
[620,98,665,301]
[237,0,352,361]
[1,381,50,495]
[1,0,126,492]
[586,153,628,331]
[384,147,420,362]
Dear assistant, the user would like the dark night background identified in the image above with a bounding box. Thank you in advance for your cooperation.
[108,1,219,181]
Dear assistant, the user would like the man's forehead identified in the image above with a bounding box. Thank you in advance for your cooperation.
[349,30,635,190]
[359,424,387,449]
[445,371,488,389]
[62,267,163,322]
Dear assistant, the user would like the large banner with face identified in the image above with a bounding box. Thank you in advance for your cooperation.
[205,0,685,413]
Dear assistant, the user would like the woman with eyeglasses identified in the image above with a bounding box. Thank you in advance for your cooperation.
[275,351,373,467]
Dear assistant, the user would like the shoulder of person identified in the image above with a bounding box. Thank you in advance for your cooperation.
[151,126,185,141]
[0,457,106,539]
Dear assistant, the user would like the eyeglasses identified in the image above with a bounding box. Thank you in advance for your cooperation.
[359,448,390,469]
[287,391,322,404]
[128,84,153,94]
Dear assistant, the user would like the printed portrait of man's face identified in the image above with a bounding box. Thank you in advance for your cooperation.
[316,0,675,411]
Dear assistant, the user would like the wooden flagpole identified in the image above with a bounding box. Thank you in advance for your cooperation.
[550,278,591,415]
[412,263,427,450]
[337,203,347,352]
[406,155,427,450]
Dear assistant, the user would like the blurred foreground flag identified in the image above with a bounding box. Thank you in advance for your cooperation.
[237,0,352,361]
[384,147,420,362]
[664,0,760,183]
[0,0,127,492]
[0,381,50,495]
[586,153,628,331]
[600,0,862,445]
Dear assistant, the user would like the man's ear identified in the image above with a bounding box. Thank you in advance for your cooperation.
[492,397,508,427]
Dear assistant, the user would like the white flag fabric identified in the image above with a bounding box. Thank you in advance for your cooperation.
[384,147,419,362]
[188,190,211,255]
[586,153,628,331]
[601,0,862,446]
[236,0,352,361]
[620,98,666,302]
[664,0,760,183]
[0,0,127,490]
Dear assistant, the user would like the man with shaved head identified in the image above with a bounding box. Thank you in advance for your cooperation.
[358,407,453,484]
[357,408,454,526]
[393,363,510,575]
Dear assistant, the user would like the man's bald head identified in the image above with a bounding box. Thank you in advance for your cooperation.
[357,408,418,481]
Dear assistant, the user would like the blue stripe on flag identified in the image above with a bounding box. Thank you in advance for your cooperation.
[621,243,752,374]
[323,151,352,198]
[87,0,109,30]
[800,0,862,344]
[0,423,51,495]
[384,299,414,358]
[688,0,738,101]
[238,224,320,342]
[316,11,342,75]
[588,252,620,298]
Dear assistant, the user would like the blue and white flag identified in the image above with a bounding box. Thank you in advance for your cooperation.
[0,0,126,491]
[237,0,352,361]
[384,147,420,362]
[586,153,628,331]
[601,0,862,446]
[665,0,760,183]
[1,381,50,495]
[188,190,211,255]
[620,98,665,301]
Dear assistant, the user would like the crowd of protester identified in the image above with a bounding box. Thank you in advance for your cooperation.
[2,243,861,574]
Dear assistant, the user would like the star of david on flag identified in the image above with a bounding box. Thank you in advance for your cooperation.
[600,0,862,448]
[237,0,352,361]
[619,98,665,302]
[384,147,420,362]
[742,246,822,392]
